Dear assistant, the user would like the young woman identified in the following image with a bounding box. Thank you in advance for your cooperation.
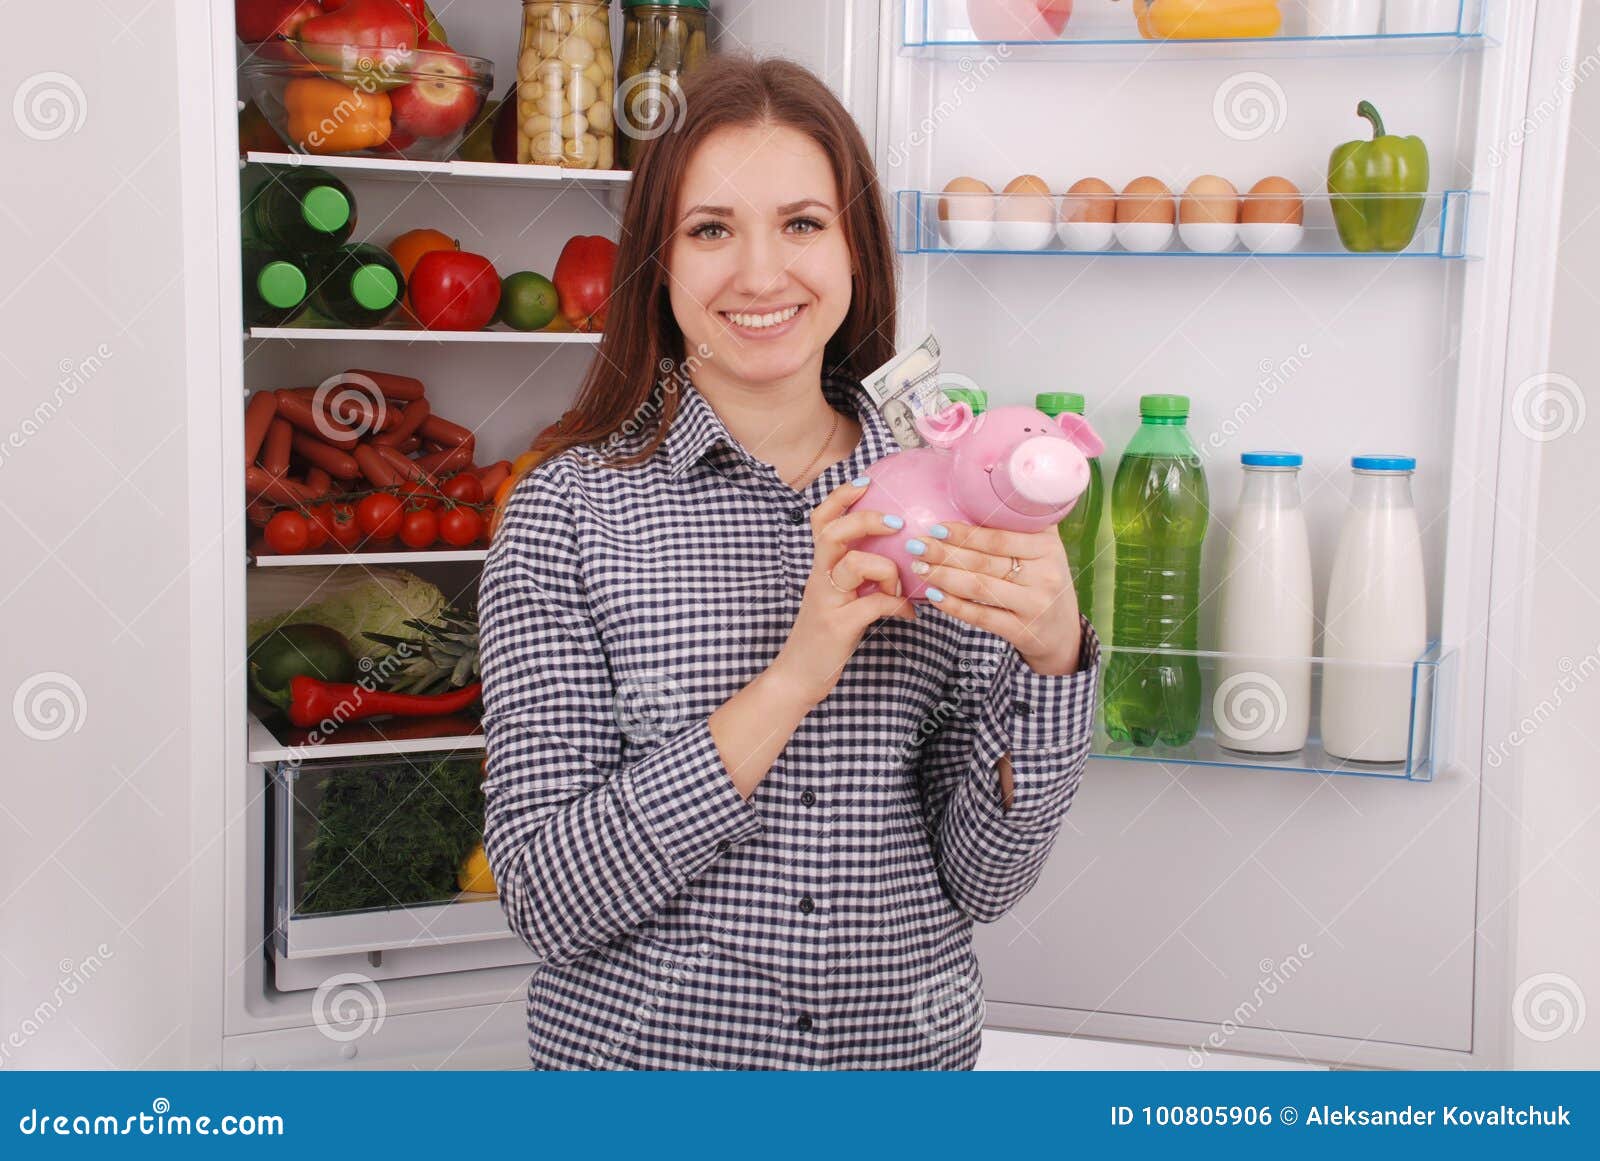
[479,56,1100,1071]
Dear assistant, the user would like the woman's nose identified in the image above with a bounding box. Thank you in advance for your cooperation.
[731,232,789,297]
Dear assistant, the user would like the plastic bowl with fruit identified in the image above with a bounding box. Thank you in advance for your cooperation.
[241,40,493,162]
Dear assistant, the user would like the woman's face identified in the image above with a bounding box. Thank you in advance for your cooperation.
[667,122,853,392]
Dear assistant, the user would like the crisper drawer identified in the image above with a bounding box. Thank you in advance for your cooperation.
[269,754,530,991]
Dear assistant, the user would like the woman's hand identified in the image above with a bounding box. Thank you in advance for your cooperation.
[911,520,1083,676]
[770,478,916,709]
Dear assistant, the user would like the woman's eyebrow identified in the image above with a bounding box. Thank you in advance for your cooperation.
[679,198,836,220]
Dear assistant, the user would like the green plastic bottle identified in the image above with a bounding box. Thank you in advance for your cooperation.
[305,244,404,329]
[242,244,310,327]
[943,387,987,414]
[1037,392,1102,622]
[242,167,356,252]
[1103,393,1210,747]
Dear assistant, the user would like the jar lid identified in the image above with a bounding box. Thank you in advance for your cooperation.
[301,185,351,234]
[256,260,307,309]
[943,387,987,415]
[623,0,709,9]
[1139,393,1188,419]
[350,264,400,310]
[1035,391,1084,415]
[1352,454,1416,472]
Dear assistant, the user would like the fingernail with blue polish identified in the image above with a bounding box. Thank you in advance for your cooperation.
[929,524,950,540]
[926,587,945,603]
[852,475,870,487]
[905,538,926,556]
[883,514,905,530]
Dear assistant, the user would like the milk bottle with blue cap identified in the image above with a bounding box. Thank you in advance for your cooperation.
[1215,452,1314,753]
[1320,455,1428,762]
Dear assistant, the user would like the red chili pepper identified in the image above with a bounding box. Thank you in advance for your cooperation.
[285,677,482,728]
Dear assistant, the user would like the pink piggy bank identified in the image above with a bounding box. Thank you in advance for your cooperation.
[966,0,1074,41]
[849,400,1105,603]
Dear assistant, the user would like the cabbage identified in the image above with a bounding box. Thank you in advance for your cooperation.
[247,568,447,663]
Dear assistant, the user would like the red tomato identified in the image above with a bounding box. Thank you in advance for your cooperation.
[320,502,362,549]
[302,511,329,551]
[400,507,439,549]
[552,235,617,332]
[264,510,311,554]
[409,250,501,331]
[398,479,443,509]
[438,505,483,547]
[441,472,484,504]
[356,493,404,541]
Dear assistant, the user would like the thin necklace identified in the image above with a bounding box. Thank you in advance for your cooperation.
[785,405,841,490]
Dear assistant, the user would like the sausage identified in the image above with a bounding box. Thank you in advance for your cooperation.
[373,443,433,483]
[273,390,362,448]
[418,414,474,449]
[397,436,421,454]
[261,418,293,474]
[345,368,425,402]
[244,392,278,462]
[245,466,316,506]
[290,431,363,480]
[475,460,511,495]
[371,397,431,447]
[415,445,474,475]
[304,467,333,498]
[352,444,401,487]
[246,499,275,528]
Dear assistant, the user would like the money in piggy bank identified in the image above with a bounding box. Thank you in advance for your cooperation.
[849,400,1104,602]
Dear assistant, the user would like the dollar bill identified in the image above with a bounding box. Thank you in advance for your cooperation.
[860,331,954,450]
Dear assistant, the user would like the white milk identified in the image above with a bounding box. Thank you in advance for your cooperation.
[1215,455,1314,753]
[1319,457,1428,762]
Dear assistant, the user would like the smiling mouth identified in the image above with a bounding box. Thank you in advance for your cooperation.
[721,304,804,330]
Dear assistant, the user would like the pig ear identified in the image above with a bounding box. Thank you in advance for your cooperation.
[915,401,975,448]
[1056,412,1105,458]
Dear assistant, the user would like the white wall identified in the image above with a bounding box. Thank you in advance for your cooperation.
[1507,0,1600,1070]
[0,1,205,1065]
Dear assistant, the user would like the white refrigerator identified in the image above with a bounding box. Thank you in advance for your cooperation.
[20,0,1564,1069]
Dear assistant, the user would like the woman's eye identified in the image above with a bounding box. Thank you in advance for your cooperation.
[787,217,825,235]
[689,221,729,241]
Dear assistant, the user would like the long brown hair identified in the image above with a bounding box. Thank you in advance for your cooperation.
[492,55,897,532]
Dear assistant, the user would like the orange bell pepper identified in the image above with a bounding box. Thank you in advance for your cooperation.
[284,77,392,155]
[1133,0,1282,39]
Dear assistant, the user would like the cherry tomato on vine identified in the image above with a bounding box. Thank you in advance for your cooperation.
[441,473,484,504]
[264,510,311,554]
[439,505,483,547]
[356,493,404,541]
[318,502,362,550]
[400,508,439,549]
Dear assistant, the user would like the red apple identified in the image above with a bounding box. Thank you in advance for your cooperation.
[235,0,321,42]
[390,44,480,139]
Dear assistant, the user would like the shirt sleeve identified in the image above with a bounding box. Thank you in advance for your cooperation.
[914,614,1101,923]
[478,462,764,966]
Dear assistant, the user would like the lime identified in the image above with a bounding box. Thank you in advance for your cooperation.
[499,271,560,331]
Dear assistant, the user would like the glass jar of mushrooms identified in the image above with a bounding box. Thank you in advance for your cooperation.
[517,1,616,170]
[617,0,709,169]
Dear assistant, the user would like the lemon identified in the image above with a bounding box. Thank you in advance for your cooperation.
[457,843,497,894]
[499,271,560,332]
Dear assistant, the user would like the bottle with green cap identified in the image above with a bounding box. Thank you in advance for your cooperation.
[242,167,356,252]
[241,244,310,328]
[1103,393,1210,747]
[944,387,987,415]
[304,243,404,329]
[1037,392,1102,622]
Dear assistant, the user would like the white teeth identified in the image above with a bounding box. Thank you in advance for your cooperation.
[726,306,800,329]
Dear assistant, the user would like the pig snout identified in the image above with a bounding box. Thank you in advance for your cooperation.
[992,435,1089,515]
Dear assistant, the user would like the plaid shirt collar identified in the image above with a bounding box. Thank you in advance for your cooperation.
[664,371,896,481]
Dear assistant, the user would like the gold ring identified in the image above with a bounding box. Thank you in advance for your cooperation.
[827,566,853,594]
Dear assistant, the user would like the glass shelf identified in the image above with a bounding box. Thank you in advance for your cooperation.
[1089,641,1452,781]
[896,188,1482,259]
[904,0,1495,60]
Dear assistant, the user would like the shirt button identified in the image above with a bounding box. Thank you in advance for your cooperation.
[795,1012,814,1032]
[715,839,731,854]
[786,506,808,525]
[800,789,816,807]
[1015,701,1033,716]
[798,895,815,914]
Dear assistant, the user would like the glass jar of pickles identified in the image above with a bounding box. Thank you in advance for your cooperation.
[517,1,616,170]
[617,0,709,169]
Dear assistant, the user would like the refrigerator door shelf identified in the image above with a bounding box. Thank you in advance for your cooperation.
[899,189,1483,260]
[904,0,1494,58]
[1091,641,1453,781]
[247,711,484,764]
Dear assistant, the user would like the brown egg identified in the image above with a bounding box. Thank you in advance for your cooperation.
[1242,177,1304,226]
[1179,175,1240,225]
[1064,177,1116,224]
[1000,174,1056,222]
[1117,176,1175,225]
[939,176,995,222]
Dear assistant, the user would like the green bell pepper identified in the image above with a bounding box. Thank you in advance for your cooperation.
[1328,101,1430,254]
